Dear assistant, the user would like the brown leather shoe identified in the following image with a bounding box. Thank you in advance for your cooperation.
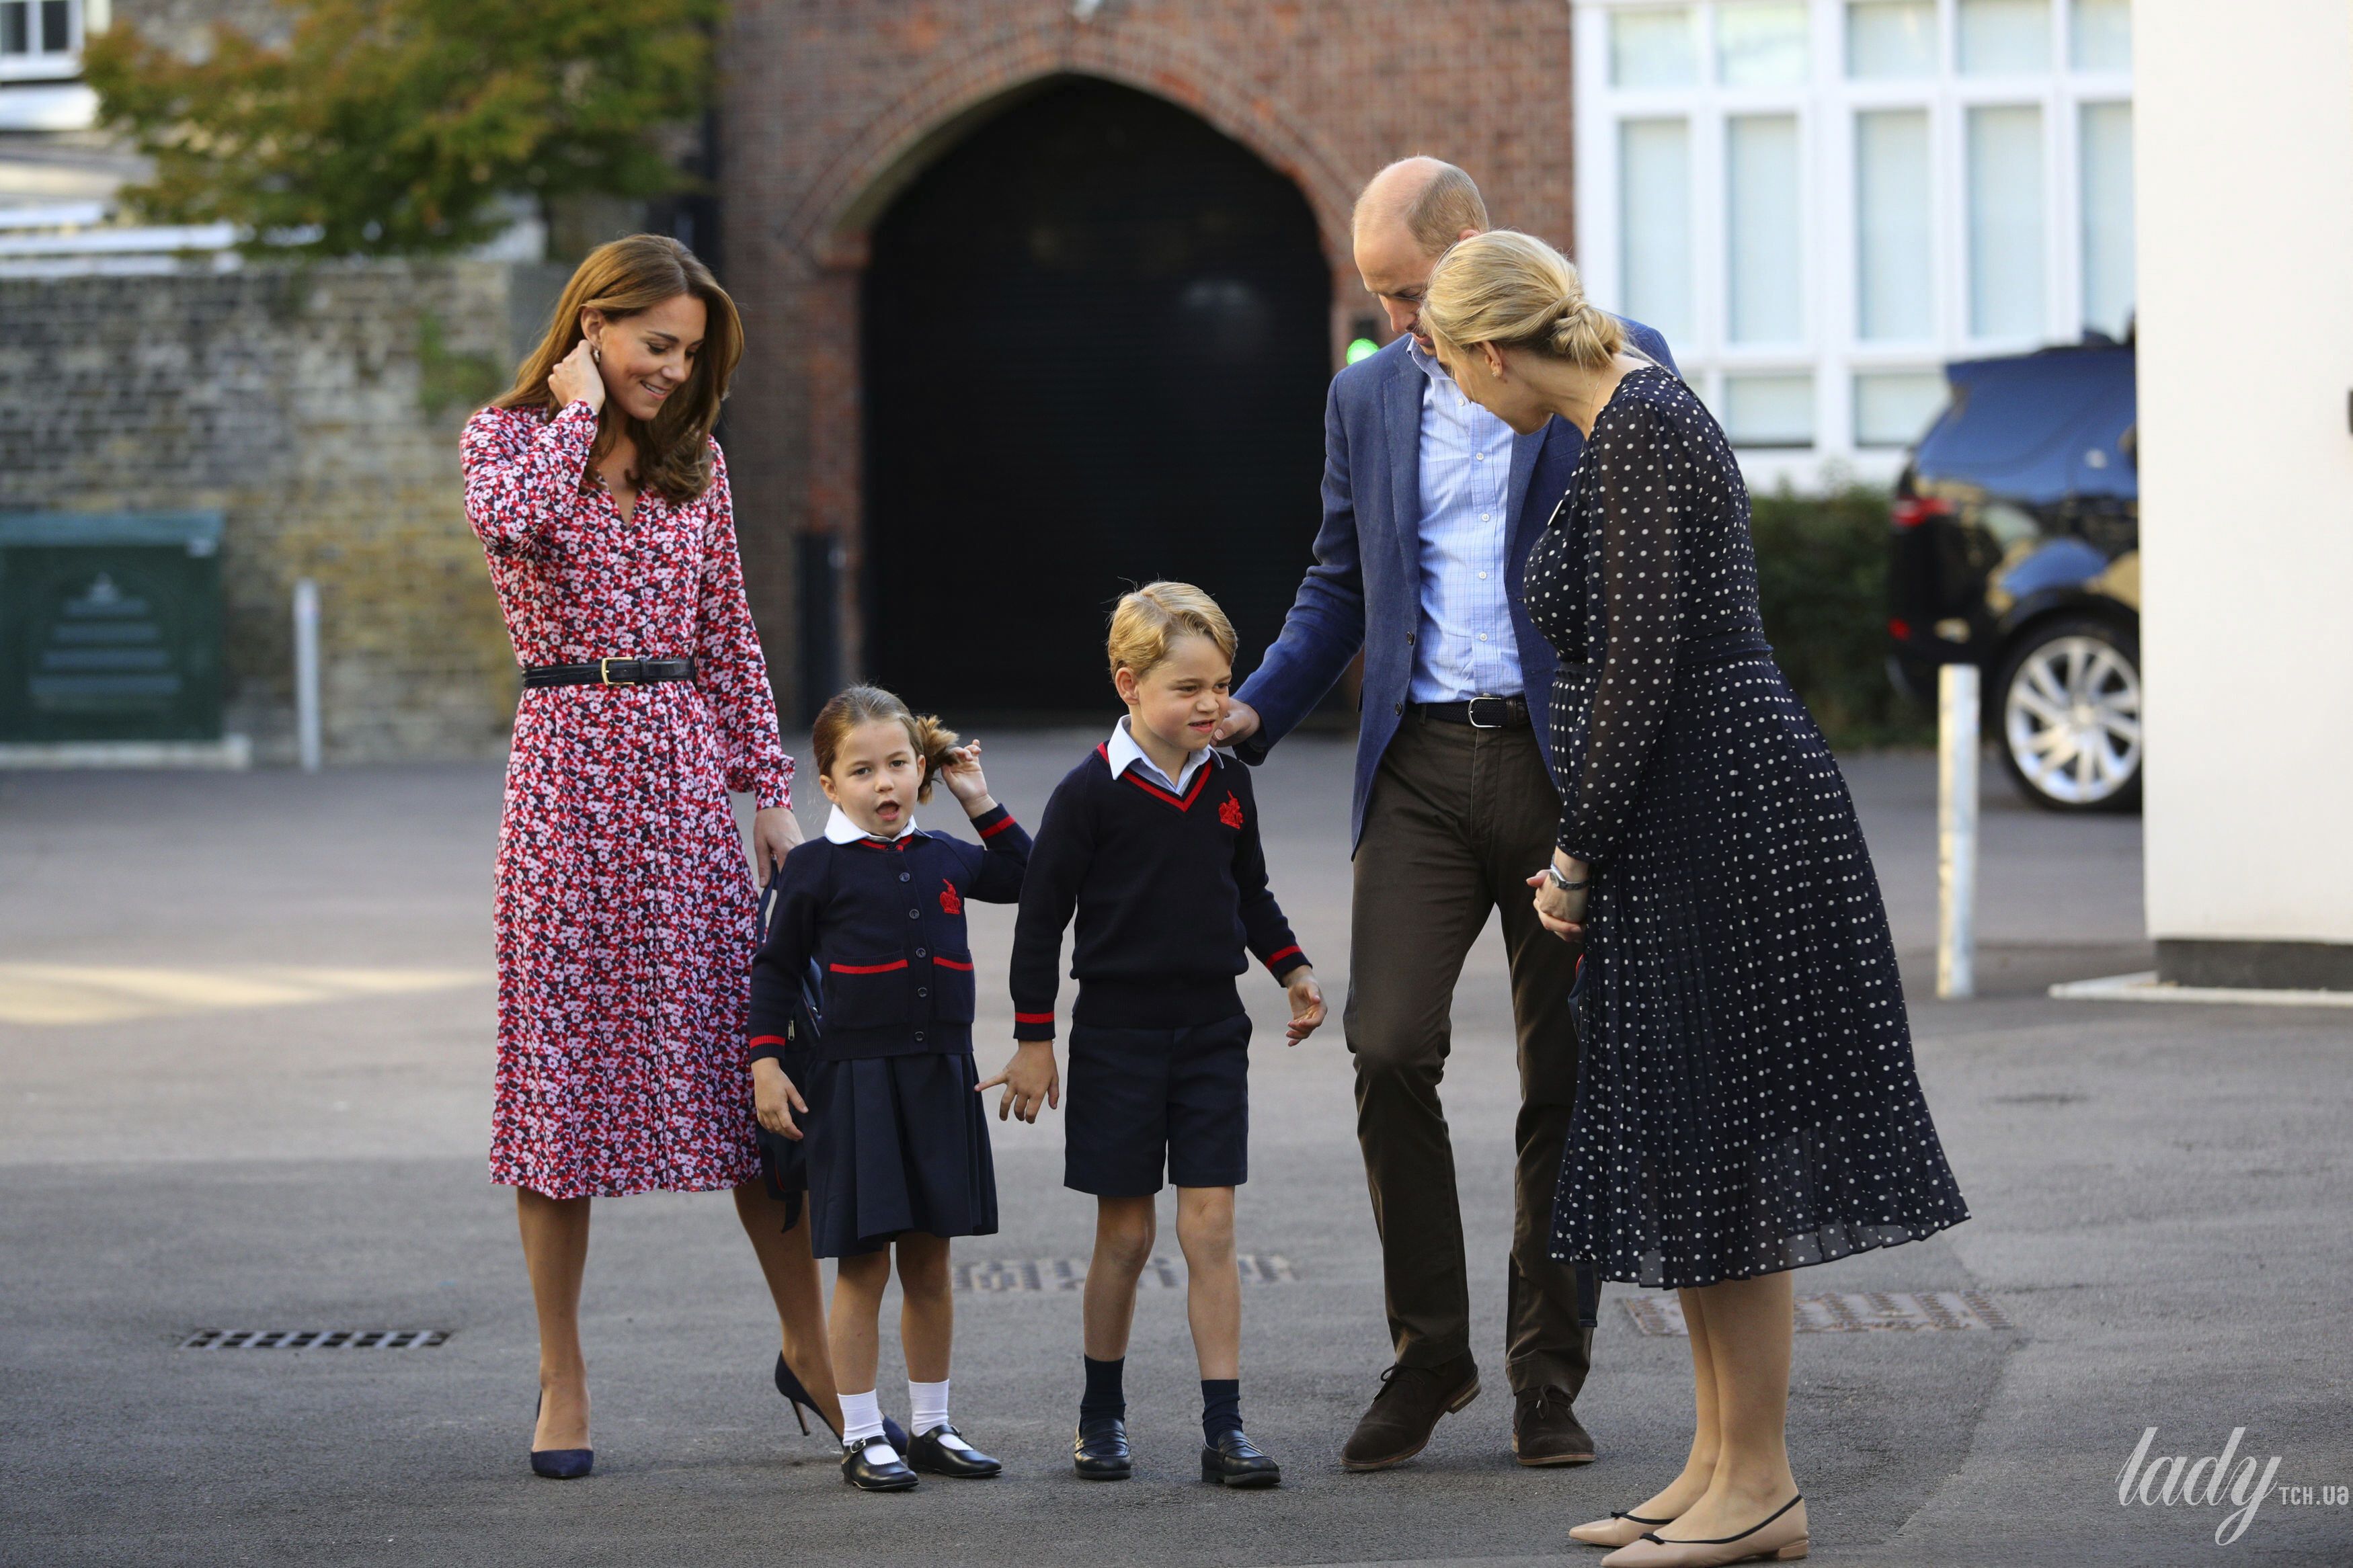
[1513,1385,1597,1465]
[1340,1354,1480,1471]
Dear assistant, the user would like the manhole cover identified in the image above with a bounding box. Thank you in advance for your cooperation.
[956,1255,1295,1293]
[1621,1291,2011,1337]
[178,1329,452,1350]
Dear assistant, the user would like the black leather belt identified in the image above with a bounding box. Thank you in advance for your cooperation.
[1410,695,1530,729]
[522,657,696,689]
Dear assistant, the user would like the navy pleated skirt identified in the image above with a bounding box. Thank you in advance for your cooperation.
[795,1050,998,1260]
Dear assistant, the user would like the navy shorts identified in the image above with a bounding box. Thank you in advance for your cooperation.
[1064,1015,1250,1196]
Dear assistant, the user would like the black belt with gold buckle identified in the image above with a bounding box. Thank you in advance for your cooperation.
[522,656,696,688]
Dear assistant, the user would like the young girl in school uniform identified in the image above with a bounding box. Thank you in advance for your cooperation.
[746,686,1031,1491]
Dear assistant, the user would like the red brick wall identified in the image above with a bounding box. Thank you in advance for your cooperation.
[718,0,1574,702]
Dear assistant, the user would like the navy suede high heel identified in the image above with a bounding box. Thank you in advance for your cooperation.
[530,1393,593,1480]
[774,1353,908,1452]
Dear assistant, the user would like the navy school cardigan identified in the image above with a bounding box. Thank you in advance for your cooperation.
[748,804,1030,1063]
[1008,745,1310,1040]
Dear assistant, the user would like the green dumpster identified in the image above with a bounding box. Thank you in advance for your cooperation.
[0,512,225,743]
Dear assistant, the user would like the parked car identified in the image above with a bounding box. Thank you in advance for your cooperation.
[1887,339,2141,812]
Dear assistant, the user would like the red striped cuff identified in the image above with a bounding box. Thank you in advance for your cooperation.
[1013,1012,1055,1024]
[979,813,1019,839]
[1263,944,1306,973]
[748,1034,790,1048]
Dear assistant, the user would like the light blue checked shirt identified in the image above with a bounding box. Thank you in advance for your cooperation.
[1404,337,1523,703]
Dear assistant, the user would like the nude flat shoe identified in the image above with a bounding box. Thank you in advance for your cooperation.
[1570,1510,1679,1548]
[1599,1495,1807,1567]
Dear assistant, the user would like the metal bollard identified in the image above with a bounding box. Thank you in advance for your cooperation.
[293,577,321,774]
[1936,662,1979,999]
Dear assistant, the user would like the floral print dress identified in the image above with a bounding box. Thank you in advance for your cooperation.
[461,400,793,1198]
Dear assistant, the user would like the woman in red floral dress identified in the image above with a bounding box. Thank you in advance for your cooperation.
[462,235,838,1477]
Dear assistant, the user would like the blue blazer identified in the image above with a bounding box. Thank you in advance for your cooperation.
[1234,321,1679,852]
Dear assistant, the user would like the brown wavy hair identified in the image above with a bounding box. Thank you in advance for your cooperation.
[492,234,744,504]
[810,686,960,804]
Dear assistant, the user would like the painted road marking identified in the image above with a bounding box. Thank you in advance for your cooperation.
[0,964,490,1026]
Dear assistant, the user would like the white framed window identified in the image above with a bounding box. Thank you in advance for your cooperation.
[1573,0,2133,485]
[0,0,85,81]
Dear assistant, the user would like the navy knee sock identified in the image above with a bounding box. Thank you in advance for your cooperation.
[1081,1355,1125,1422]
[1201,1378,1242,1442]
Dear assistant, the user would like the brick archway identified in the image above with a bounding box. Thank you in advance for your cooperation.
[718,1,1575,714]
[786,28,1359,272]
[787,44,1362,706]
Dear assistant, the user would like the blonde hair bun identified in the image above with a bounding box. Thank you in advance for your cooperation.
[1422,229,1626,370]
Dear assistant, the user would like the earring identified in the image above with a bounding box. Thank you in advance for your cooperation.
[590,343,602,364]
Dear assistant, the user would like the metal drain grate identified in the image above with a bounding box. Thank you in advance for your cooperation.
[956,1255,1296,1293]
[178,1329,452,1350]
[1621,1291,2011,1337]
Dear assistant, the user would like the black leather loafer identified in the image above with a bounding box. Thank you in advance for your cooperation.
[1073,1415,1133,1480]
[1200,1429,1281,1488]
[840,1437,919,1491]
[907,1423,1002,1478]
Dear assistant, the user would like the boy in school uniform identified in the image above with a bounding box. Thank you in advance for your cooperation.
[982,581,1326,1488]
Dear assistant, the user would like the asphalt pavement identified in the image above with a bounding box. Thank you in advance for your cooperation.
[1,732,2346,1567]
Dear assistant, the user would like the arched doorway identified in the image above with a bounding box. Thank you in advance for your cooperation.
[862,77,1333,718]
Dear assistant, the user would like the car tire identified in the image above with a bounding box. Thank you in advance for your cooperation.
[1993,616,2143,813]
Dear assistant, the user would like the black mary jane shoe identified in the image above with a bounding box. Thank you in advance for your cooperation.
[840,1436,920,1492]
[1199,1429,1281,1489]
[529,1393,593,1480]
[1072,1415,1133,1480]
[773,1354,908,1452]
[906,1423,1003,1479]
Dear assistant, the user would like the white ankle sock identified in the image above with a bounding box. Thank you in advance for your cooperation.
[839,1388,885,1446]
[910,1378,956,1440]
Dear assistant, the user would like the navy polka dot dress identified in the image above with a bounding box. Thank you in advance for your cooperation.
[1527,366,1968,1290]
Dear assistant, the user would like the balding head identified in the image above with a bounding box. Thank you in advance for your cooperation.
[1353,157,1490,254]
[1352,158,1489,347]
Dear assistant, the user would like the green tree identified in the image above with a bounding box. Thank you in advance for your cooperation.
[84,0,719,255]
[1749,483,1933,750]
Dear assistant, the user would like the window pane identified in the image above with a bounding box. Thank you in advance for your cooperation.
[1722,374,1816,446]
[1856,110,1933,340]
[1620,118,1693,343]
[1847,0,1936,79]
[1727,114,1803,343]
[1718,1,1809,87]
[1968,105,2045,337]
[1612,7,1698,87]
[2081,101,2134,338]
[1855,371,1948,446]
[1,3,28,56]
[1959,0,2050,74]
[2072,0,2130,69]
[38,0,67,52]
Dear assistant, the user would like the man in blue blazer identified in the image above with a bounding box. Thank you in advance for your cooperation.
[1213,159,1675,1471]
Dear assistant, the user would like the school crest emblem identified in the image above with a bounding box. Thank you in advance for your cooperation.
[1218,794,1245,830]
[939,879,962,915]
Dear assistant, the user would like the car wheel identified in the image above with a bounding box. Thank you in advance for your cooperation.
[1994,617,2143,813]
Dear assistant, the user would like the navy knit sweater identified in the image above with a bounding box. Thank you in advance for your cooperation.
[1008,745,1308,1039]
[748,804,1029,1061]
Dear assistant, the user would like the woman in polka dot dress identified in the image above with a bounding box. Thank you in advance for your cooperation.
[1425,232,1968,1567]
[463,236,848,1478]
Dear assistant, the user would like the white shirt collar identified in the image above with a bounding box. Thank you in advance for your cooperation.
[1105,714,1222,794]
[823,804,919,845]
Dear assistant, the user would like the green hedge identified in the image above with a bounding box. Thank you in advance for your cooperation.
[1748,484,1933,751]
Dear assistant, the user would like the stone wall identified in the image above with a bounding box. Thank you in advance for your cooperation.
[0,257,569,761]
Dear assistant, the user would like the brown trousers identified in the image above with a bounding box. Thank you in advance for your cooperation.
[1347,712,1592,1397]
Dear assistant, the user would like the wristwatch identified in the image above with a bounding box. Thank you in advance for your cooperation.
[1544,864,1589,893]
